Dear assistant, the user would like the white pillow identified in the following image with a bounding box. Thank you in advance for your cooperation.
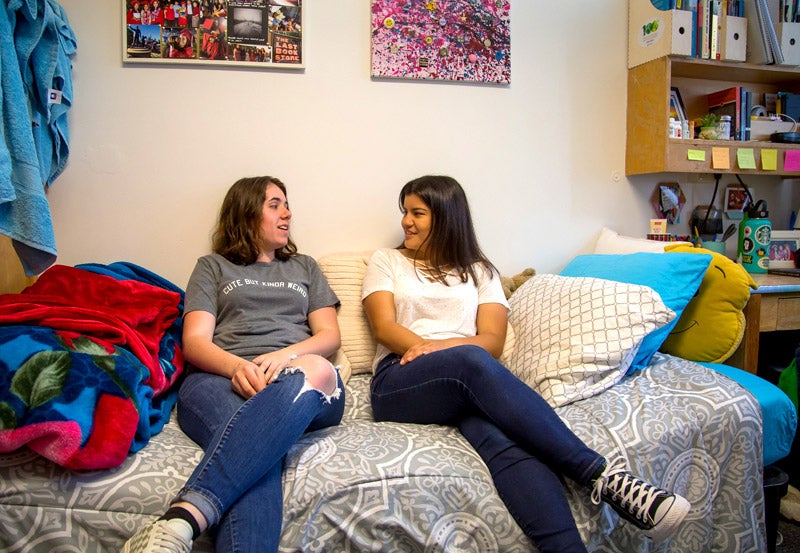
[593,227,690,254]
[507,274,675,407]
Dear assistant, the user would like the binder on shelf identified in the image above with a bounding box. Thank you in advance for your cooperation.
[744,0,767,62]
[763,0,785,63]
[720,14,748,60]
[741,87,753,139]
[700,0,712,57]
[708,86,742,138]
[778,91,800,121]
[712,0,723,58]
[778,22,800,65]
[744,0,783,64]
[629,1,694,68]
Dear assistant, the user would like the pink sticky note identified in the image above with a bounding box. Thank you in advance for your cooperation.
[785,150,800,172]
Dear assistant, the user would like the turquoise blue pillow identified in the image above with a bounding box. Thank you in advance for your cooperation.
[560,253,712,372]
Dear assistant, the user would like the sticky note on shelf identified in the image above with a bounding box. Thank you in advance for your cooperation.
[785,150,800,172]
[737,148,756,169]
[761,149,777,170]
[712,147,730,169]
[687,149,706,161]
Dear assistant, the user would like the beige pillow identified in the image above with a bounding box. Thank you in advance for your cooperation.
[318,252,377,376]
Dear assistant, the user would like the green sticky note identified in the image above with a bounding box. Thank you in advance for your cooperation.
[737,148,756,169]
[761,149,777,170]
[687,149,706,161]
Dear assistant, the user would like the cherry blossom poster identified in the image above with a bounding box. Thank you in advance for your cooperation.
[370,1,511,84]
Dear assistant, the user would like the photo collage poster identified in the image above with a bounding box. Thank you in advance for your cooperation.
[370,0,511,84]
[124,0,302,67]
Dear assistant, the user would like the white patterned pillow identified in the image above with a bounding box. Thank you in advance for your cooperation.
[507,274,675,407]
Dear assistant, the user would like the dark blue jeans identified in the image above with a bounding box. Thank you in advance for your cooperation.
[370,345,604,553]
[176,366,344,553]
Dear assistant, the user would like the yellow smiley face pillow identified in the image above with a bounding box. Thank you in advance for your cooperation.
[660,244,757,363]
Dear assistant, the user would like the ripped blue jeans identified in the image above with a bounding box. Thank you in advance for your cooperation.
[176,364,344,553]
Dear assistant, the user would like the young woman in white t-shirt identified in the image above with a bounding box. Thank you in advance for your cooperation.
[361,175,690,553]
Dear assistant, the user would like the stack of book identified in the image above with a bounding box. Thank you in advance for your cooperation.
[656,0,791,63]
[628,0,800,67]
[657,0,746,60]
[707,87,800,140]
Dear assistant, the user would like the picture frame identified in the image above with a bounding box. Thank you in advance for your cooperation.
[650,182,686,224]
[769,230,800,268]
[724,185,753,220]
[370,0,511,84]
[669,86,688,125]
[123,1,304,69]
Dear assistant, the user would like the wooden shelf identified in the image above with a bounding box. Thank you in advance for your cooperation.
[626,56,800,176]
[669,57,800,85]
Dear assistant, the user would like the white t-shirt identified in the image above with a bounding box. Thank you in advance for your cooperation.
[361,248,509,370]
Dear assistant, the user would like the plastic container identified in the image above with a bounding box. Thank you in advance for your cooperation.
[719,115,732,140]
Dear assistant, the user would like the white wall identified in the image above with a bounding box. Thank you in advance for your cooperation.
[48,1,798,288]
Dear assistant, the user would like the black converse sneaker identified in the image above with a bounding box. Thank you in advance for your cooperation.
[590,457,690,541]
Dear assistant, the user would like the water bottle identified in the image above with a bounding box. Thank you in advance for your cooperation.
[738,199,771,273]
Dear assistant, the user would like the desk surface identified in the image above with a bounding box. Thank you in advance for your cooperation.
[751,274,800,294]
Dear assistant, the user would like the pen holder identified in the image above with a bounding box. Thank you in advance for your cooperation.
[702,241,727,255]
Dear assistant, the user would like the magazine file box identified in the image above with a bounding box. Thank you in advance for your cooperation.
[722,16,748,62]
[629,1,693,68]
[779,22,800,66]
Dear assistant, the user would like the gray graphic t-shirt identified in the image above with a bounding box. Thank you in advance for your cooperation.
[184,253,339,360]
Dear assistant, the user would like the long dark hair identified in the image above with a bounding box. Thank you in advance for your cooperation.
[398,175,497,285]
[212,176,297,265]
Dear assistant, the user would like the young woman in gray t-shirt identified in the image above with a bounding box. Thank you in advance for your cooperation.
[122,176,343,553]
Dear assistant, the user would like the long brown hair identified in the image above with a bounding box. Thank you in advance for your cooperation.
[398,175,497,285]
[212,176,297,265]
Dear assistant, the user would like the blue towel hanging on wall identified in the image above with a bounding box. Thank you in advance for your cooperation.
[0,0,76,276]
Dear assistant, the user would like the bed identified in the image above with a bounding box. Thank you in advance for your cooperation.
[0,358,777,553]
[0,242,796,552]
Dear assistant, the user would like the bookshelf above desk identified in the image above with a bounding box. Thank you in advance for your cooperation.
[626,56,800,176]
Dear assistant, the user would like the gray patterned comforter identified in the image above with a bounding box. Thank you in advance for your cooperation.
[0,353,765,553]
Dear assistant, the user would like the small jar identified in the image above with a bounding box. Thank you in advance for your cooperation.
[718,115,732,140]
